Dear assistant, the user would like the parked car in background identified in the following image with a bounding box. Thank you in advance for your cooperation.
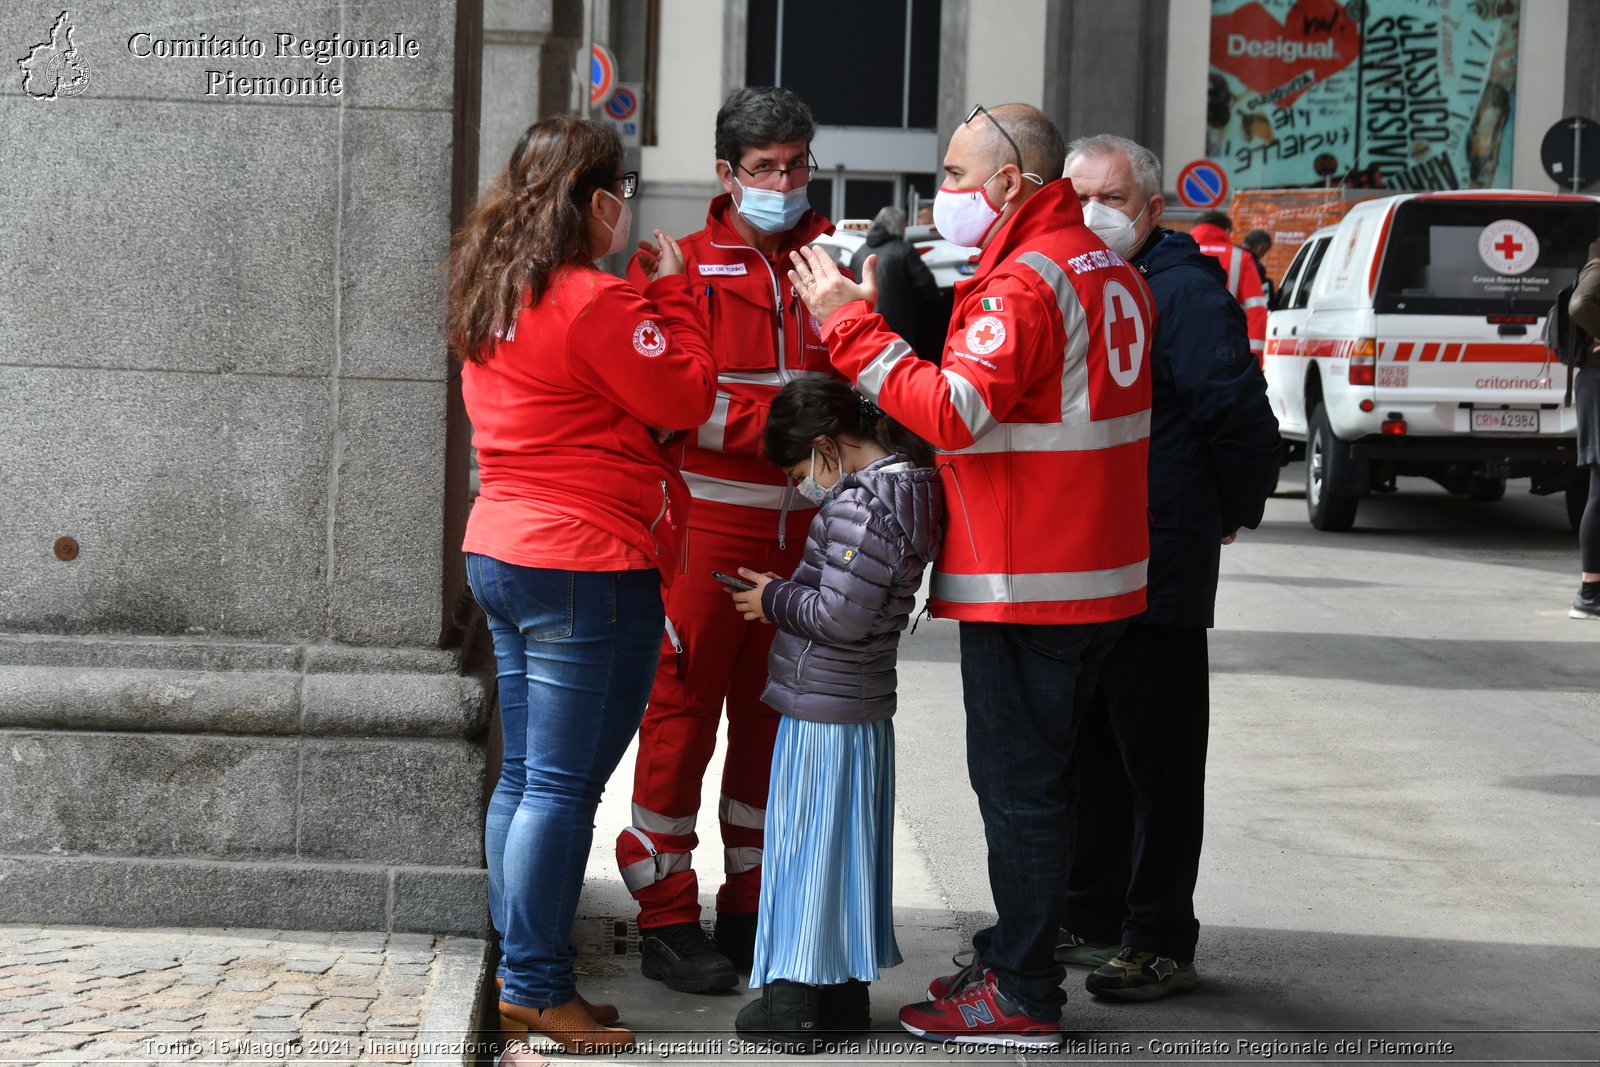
[1264,189,1600,531]
[810,220,979,361]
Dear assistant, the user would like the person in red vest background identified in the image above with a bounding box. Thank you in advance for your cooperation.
[1190,211,1267,364]
[615,86,844,995]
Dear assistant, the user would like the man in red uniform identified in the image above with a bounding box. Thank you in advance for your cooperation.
[789,103,1154,1049]
[1190,211,1267,363]
[616,86,841,994]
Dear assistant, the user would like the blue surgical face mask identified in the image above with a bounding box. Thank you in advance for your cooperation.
[733,177,810,234]
[794,448,836,505]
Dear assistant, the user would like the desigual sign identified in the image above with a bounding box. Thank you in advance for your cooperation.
[1206,0,1521,192]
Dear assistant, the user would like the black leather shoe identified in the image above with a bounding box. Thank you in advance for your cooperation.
[818,979,870,1033]
[639,922,738,994]
[735,980,822,1053]
[713,910,758,972]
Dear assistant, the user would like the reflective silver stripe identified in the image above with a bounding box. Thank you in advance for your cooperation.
[718,796,765,830]
[954,409,1150,456]
[1017,251,1090,418]
[619,852,693,893]
[631,805,696,837]
[931,560,1148,604]
[1226,249,1242,298]
[1242,295,1268,310]
[697,393,730,452]
[724,846,763,874]
[717,370,833,387]
[856,339,915,400]
[1248,338,1265,352]
[682,471,791,509]
[942,368,998,441]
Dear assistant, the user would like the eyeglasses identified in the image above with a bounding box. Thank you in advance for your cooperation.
[615,171,639,199]
[965,104,1027,177]
[729,151,820,186]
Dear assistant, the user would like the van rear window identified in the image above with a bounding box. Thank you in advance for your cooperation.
[1373,199,1600,315]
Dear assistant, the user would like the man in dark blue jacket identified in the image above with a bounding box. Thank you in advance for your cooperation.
[1056,135,1281,1001]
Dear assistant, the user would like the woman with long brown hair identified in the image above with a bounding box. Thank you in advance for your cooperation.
[449,116,715,1055]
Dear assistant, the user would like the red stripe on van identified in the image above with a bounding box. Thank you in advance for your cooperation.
[1457,343,1551,363]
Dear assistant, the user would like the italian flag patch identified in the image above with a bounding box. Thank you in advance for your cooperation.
[979,297,1003,312]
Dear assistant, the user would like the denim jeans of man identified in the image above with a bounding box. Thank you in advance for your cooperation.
[1063,622,1209,960]
[960,618,1126,1021]
[467,554,664,1009]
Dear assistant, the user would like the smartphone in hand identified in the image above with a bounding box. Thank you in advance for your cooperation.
[711,570,756,592]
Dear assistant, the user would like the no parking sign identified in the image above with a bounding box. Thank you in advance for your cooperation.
[603,82,643,147]
[1176,159,1229,210]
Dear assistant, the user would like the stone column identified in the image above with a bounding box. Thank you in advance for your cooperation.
[0,1,487,935]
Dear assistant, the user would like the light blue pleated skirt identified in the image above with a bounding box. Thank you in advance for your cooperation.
[749,716,903,988]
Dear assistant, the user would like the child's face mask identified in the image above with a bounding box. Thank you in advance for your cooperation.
[794,447,837,505]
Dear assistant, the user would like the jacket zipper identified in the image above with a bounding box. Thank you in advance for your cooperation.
[794,638,814,682]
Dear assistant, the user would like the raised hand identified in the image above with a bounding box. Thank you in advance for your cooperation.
[787,245,878,324]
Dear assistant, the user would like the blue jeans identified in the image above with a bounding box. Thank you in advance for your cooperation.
[960,618,1126,1021]
[467,554,664,1009]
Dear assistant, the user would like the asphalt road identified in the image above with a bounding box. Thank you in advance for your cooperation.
[893,466,1600,1062]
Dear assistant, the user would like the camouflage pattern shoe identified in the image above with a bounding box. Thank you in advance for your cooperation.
[1054,929,1119,967]
[1084,949,1199,1002]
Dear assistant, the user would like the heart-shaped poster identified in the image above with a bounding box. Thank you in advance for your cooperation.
[1210,0,1362,106]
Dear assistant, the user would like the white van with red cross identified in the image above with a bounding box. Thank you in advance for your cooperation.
[1264,190,1600,530]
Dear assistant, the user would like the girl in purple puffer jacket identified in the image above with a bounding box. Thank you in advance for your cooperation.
[725,378,943,1052]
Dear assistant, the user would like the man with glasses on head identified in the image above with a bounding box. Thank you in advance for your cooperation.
[615,85,845,997]
[789,103,1155,1049]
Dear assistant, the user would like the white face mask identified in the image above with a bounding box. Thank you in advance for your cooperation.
[933,169,1006,248]
[599,189,632,258]
[1081,199,1146,259]
[794,447,836,505]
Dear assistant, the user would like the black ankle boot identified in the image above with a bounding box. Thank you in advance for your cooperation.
[735,980,822,1053]
[818,979,870,1033]
[713,910,758,972]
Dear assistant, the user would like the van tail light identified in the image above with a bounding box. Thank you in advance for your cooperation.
[1350,338,1377,386]
[1488,314,1537,324]
[1382,417,1406,435]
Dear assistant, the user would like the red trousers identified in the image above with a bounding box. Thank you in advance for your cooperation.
[617,521,805,928]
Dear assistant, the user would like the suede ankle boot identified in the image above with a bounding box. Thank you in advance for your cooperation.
[496,977,619,1025]
[818,979,870,1033]
[499,997,634,1055]
[735,980,823,1054]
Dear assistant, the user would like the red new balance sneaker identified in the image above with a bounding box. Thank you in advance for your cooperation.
[899,967,1061,1051]
[925,950,983,1000]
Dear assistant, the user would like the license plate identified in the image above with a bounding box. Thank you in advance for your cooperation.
[1470,408,1539,433]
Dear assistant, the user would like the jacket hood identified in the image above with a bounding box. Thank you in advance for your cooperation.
[704,192,834,252]
[865,224,899,247]
[1136,228,1228,286]
[842,455,943,563]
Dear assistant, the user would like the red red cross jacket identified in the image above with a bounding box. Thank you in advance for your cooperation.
[627,195,842,543]
[463,266,717,582]
[1190,221,1267,361]
[823,179,1155,624]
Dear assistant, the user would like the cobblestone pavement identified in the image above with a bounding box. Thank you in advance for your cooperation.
[0,926,485,1066]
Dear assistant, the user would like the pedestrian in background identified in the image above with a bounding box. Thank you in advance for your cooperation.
[1062,134,1281,1002]
[850,206,942,360]
[616,86,845,996]
[447,116,716,1055]
[1242,227,1275,306]
[726,379,941,1051]
[1567,236,1600,619]
[790,102,1154,1051]
[1190,211,1267,362]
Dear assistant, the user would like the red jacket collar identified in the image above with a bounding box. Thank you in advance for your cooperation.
[1188,222,1232,247]
[704,192,835,256]
[973,179,1090,278]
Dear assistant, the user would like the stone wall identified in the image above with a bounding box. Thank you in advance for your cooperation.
[0,1,487,934]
